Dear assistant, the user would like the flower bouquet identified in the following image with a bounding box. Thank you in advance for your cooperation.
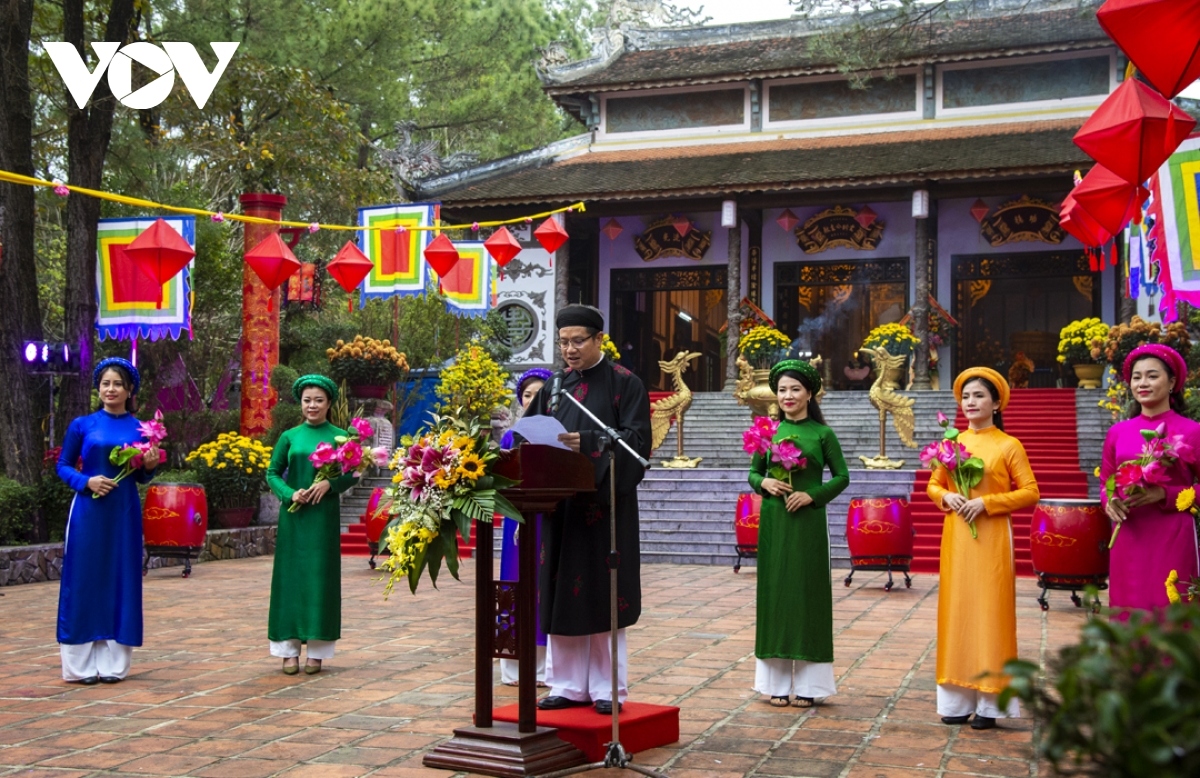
[95,410,167,498]
[920,412,985,538]
[742,416,807,486]
[1105,423,1190,548]
[290,417,388,513]
[379,411,522,595]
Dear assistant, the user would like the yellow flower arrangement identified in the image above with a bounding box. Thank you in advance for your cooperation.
[435,342,512,424]
[185,433,273,510]
[1166,569,1181,604]
[862,322,921,357]
[601,334,622,361]
[326,335,409,387]
[738,325,790,368]
[1098,366,1131,420]
[1057,318,1109,365]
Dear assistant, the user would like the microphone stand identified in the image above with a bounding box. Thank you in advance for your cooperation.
[537,390,662,778]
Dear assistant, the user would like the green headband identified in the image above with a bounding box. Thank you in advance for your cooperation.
[292,374,339,403]
[769,359,822,395]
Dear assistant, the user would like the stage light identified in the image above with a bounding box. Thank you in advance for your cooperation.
[41,343,49,363]
[24,342,39,362]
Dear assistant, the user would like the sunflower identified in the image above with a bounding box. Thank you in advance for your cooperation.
[452,435,475,453]
[456,452,486,482]
[433,468,458,489]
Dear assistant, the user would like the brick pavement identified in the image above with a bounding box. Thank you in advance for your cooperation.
[0,557,1088,777]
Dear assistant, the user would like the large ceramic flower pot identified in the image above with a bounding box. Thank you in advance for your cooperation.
[215,506,255,529]
[349,384,389,399]
[1072,363,1103,389]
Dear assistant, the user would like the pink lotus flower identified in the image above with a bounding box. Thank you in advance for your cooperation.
[936,440,961,469]
[370,446,391,468]
[1115,463,1145,492]
[310,441,338,468]
[137,409,168,445]
[771,440,805,470]
[350,417,374,441]
[339,440,364,471]
[937,411,949,426]
[741,417,778,456]
[1140,459,1171,486]
[919,442,941,468]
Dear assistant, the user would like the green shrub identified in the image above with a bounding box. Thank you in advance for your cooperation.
[0,477,37,545]
[270,364,300,403]
[1001,602,1200,776]
[265,402,303,448]
[38,476,74,542]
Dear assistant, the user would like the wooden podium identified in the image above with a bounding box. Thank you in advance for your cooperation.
[423,444,595,777]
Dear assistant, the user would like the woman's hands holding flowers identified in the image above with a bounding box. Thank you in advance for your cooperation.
[761,477,792,497]
[785,491,814,512]
[88,475,117,497]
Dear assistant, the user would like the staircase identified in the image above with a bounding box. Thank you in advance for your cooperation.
[906,388,1091,576]
[339,471,476,560]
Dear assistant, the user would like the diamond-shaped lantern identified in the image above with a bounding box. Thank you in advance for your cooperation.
[1098,0,1200,99]
[424,233,461,277]
[534,217,569,254]
[326,240,374,293]
[123,218,195,307]
[483,227,521,267]
[776,209,800,232]
[1073,77,1196,186]
[1059,193,1113,248]
[601,218,624,241]
[854,206,877,229]
[245,233,302,291]
[1070,164,1148,236]
[672,215,692,237]
[970,199,990,223]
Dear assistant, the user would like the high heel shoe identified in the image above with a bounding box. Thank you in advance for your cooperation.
[304,659,322,675]
[282,658,300,676]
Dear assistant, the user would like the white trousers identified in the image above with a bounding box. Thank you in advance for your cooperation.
[500,644,547,685]
[545,630,627,703]
[269,639,336,660]
[61,640,132,681]
[753,657,837,699]
[937,683,1020,718]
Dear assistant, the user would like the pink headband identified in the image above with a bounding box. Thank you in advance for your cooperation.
[1122,343,1187,399]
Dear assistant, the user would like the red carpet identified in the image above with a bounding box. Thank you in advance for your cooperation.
[907,388,1090,576]
[491,702,680,762]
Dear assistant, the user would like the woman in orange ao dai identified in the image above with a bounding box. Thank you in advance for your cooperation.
[926,367,1039,730]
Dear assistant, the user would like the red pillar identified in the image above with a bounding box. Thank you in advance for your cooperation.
[239,193,287,437]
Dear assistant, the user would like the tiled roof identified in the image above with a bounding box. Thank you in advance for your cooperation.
[428,120,1090,207]
[543,7,1108,93]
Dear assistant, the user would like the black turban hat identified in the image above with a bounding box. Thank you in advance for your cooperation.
[556,304,604,331]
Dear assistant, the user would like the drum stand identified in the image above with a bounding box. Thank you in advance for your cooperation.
[538,392,662,778]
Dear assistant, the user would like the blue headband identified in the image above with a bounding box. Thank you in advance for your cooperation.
[516,368,553,399]
[93,357,140,394]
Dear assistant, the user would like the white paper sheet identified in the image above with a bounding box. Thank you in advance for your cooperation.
[510,415,571,450]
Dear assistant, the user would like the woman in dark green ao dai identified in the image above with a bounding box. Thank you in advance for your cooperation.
[748,359,849,708]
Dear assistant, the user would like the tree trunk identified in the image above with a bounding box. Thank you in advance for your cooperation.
[911,201,932,390]
[57,0,138,428]
[0,0,46,507]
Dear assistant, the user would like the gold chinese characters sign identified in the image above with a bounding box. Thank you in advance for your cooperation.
[979,195,1065,247]
[795,206,884,254]
[633,217,712,262]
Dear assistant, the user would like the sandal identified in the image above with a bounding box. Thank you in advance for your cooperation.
[793,697,815,708]
[768,696,790,707]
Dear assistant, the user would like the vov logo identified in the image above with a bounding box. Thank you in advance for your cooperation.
[44,41,240,110]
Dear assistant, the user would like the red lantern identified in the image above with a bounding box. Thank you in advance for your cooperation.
[423,233,460,277]
[1073,77,1196,185]
[483,227,521,267]
[1059,193,1113,248]
[1098,0,1200,99]
[285,262,319,306]
[327,241,374,293]
[601,218,624,241]
[123,218,195,307]
[672,215,692,237]
[533,217,569,254]
[854,205,877,229]
[245,233,302,291]
[776,209,800,232]
[970,199,990,223]
[1070,164,1148,236]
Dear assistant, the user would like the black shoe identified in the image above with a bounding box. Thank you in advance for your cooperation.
[594,700,623,715]
[537,695,590,710]
[941,715,971,725]
[71,676,99,686]
[970,716,997,730]
[98,676,122,684]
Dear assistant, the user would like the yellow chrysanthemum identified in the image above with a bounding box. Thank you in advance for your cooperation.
[1176,487,1196,513]
[456,452,485,482]
[1166,569,1181,604]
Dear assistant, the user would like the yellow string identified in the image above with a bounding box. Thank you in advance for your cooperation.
[0,168,585,232]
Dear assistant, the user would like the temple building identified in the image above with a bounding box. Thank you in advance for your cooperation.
[421,0,1118,392]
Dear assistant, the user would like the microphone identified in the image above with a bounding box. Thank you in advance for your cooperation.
[547,370,564,413]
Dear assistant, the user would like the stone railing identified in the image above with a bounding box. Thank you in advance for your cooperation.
[0,526,277,587]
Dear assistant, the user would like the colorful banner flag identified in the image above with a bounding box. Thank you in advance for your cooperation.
[1151,135,1200,320]
[96,217,194,341]
[357,203,437,300]
[439,241,491,317]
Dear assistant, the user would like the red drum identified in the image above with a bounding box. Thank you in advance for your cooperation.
[1029,498,1109,611]
[143,483,208,547]
[733,493,761,573]
[844,496,914,591]
[142,483,207,578]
